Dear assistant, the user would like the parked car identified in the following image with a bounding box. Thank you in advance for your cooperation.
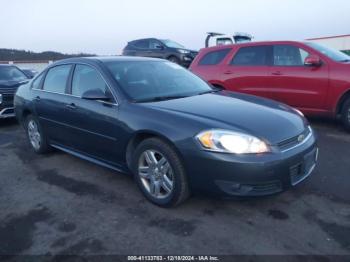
[15,57,318,207]
[122,38,198,67]
[190,41,350,131]
[205,32,253,47]
[0,64,29,119]
[21,68,38,79]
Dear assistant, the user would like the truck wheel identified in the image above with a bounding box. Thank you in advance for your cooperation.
[341,98,350,131]
[131,138,190,207]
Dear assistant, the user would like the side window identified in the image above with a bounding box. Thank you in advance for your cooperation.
[149,40,162,49]
[199,49,231,65]
[72,65,111,98]
[134,40,149,49]
[31,73,45,89]
[216,38,233,46]
[231,46,268,66]
[273,45,310,66]
[43,65,72,93]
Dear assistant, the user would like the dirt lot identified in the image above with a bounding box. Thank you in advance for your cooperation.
[0,118,349,256]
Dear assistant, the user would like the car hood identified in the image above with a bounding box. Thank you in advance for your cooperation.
[0,80,28,92]
[143,91,306,145]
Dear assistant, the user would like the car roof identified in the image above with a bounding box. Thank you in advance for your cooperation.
[201,40,306,52]
[53,56,165,66]
[129,38,158,42]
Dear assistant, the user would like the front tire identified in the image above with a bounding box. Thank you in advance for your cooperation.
[25,115,51,154]
[341,98,350,132]
[167,56,180,65]
[131,138,190,207]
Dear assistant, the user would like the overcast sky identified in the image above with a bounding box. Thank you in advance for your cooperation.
[1,0,349,55]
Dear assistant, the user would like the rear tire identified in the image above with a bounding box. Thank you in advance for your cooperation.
[131,138,190,207]
[25,115,51,154]
[341,98,350,132]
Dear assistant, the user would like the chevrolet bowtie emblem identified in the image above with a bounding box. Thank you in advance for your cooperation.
[298,134,305,143]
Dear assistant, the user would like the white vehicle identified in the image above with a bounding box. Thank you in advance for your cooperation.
[205,32,253,48]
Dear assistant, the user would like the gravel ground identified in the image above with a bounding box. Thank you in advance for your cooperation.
[0,118,349,257]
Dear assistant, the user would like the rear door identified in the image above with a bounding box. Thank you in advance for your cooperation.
[221,45,274,99]
[32,64,73,146]
[191,48,232,86]
[134,39,152,57]
[267,44,329,110]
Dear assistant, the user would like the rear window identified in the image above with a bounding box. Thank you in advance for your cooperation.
[231,46,268,66]
[43,65,72,94]
[199,49,231,65]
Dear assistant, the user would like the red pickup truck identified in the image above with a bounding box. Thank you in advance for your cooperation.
[190,41,350,131]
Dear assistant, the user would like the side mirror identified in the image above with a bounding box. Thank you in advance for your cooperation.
[155,45,164,50]
[81,89,110,101]
[304,55,322,67]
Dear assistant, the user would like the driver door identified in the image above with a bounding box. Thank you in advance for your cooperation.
[149,39,165,58]
[63,64,124,166]
[266,44,329,110]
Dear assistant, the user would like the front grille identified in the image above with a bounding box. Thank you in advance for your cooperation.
[2,93,14,103]
[232,181,282,196]
[1,93,15,107]
[248,181,282,195]
[278,127,311,151]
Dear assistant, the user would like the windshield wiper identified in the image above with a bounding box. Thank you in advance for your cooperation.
[134,95,190,103]
[340,59,350,62]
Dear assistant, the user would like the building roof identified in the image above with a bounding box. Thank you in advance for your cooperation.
[306,34,350,41]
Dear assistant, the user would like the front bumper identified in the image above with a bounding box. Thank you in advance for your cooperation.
[182,132,318,196]
[0,107,15,119]
[179,54,197,67]
[0,93,15,119]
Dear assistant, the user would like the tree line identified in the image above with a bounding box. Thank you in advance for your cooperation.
[0,48,95,61]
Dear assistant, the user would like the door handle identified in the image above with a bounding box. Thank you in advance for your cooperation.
[224,70,233,75]
[272,71,283,76]
[34,96,41,102]
[65,103,77,110]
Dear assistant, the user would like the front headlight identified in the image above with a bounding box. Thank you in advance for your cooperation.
[178,49,190,54]
[196,129,269,154]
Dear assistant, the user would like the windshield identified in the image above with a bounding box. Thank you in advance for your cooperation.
[305,42,350,62]
[0,66,28,82]
[105,61,213,102]
[160,39,185,49]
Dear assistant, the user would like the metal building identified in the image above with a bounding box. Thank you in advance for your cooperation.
[306,34,350,55]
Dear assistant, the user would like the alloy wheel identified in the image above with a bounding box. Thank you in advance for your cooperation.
[28,120,41,150]
[138,150,174,199]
